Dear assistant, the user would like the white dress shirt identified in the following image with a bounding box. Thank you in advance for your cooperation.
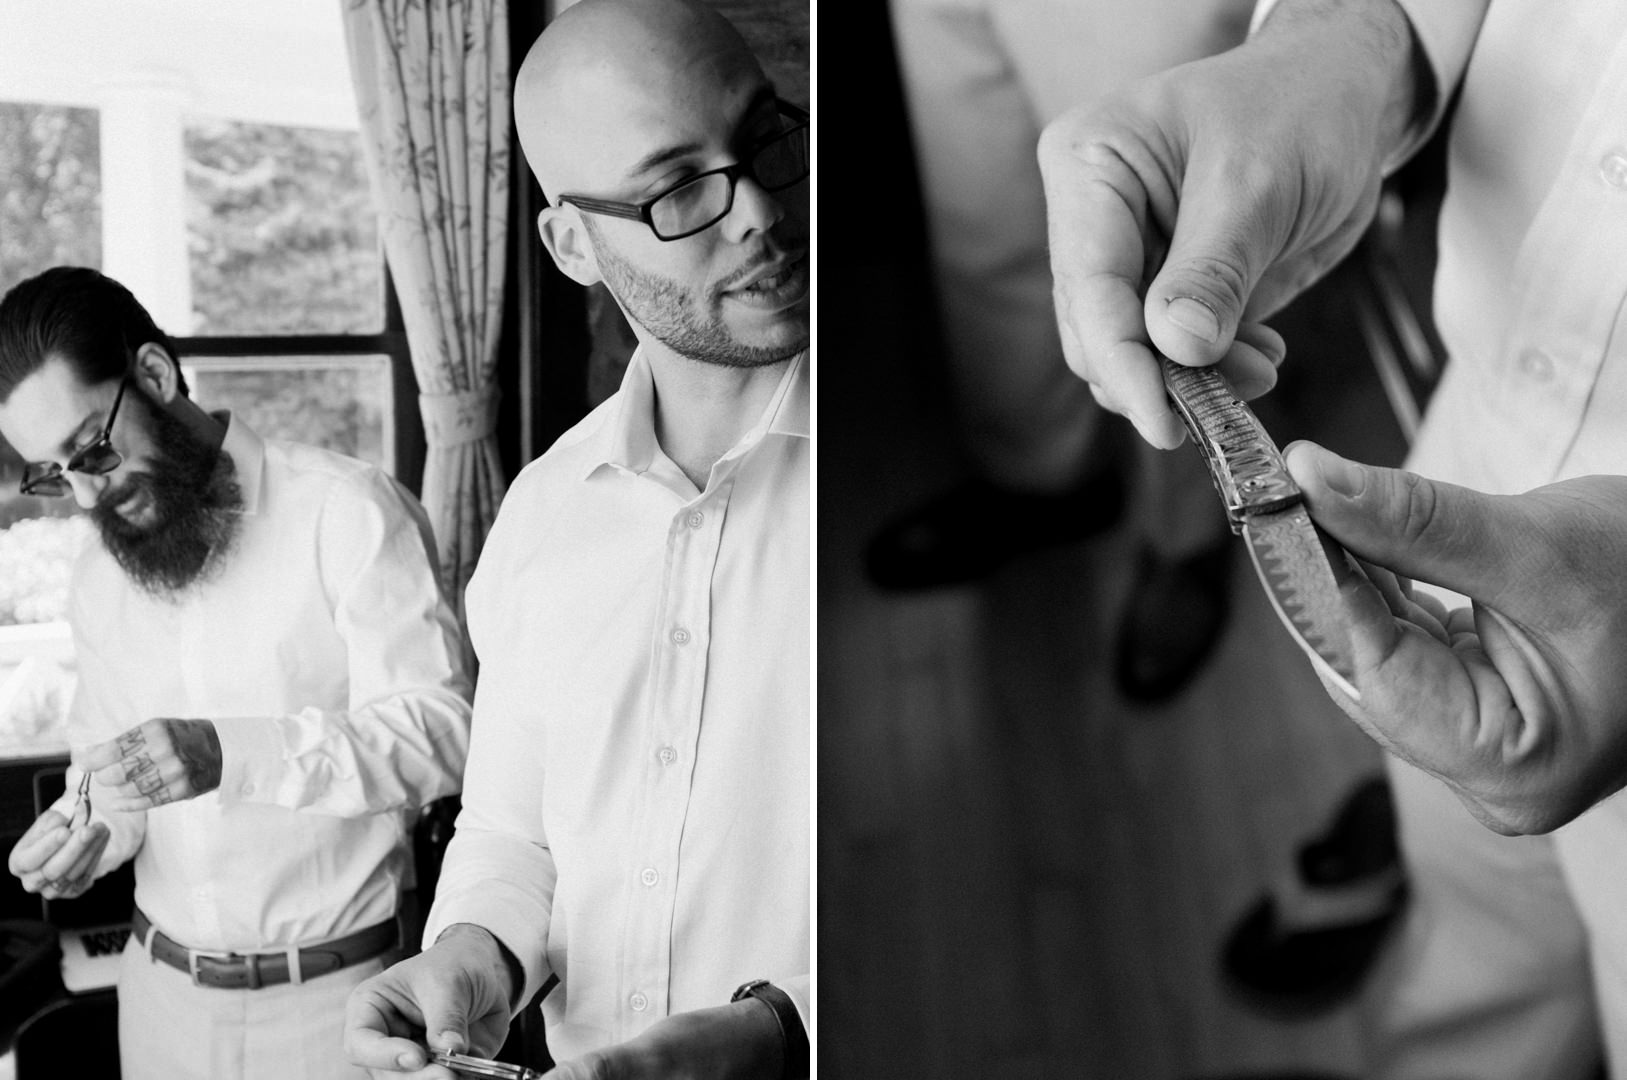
[424,349,810,1063]
[67,414,473,950]
[1394,1,1627,495]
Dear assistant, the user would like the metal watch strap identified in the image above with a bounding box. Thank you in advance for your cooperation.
[731,979,809,1079]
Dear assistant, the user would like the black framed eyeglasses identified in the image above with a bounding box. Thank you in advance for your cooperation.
[557,99,810,242]
[19,374,130,497]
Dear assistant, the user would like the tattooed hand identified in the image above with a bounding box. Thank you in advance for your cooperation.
[75,719,224,811]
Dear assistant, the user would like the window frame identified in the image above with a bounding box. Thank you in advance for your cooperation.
[174,264,423,496]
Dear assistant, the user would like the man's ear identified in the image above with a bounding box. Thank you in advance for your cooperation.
[132,342,182,404]
[537,205,604,287]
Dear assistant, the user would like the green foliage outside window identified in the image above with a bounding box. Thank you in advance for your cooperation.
[185,117,381,335]
[0,102,101,295]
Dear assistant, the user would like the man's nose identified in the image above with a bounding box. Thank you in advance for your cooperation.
[66,470,109,510]
[720,174,787,241]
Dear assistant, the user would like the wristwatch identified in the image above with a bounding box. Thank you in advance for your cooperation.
[731,979,810,1079]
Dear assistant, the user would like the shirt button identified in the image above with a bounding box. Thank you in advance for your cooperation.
[1600,150,1627,189]
[1517,348,1554,382]
[671,627,690,645]
[686,510,704,529]
[640,867,659,887]
[657,745,677,765]
[629,991,648,1012]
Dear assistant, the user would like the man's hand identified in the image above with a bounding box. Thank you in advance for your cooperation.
[1286,441,1627,835]
[1037,0,1421,447]
[7,809,110,899]
[542,1000,784,1080]
[344,924,517,1078]
[75,718,222,810]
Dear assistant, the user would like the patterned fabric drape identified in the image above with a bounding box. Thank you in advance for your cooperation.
[340,0,509,616]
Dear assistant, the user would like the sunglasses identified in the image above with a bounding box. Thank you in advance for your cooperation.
[19,374,130,498]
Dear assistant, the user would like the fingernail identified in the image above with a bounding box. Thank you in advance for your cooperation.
[1317,451,1367,498]
[1166,296,1221,343]
[397,1051,423,1069]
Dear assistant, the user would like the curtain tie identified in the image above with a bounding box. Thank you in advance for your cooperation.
[419,387,500,448]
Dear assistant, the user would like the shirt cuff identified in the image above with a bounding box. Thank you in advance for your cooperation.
[211,715,282,804]
[1383,0,1488,168]
[423,832,559,1011]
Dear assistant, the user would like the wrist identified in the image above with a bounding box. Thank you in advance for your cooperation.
[436,922,524,1009]
[1252,0,1429,166]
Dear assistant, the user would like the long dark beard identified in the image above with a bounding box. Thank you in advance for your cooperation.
[91,399,242,599]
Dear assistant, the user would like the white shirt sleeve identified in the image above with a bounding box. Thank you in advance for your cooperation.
[211,471,473,816]
[421,504,559,1007]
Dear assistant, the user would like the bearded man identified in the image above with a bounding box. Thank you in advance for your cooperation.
[342,1,810,1077]
[0,265,473,1080]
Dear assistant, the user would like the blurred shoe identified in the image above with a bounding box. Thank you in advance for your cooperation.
[1222,777,1407,1017]
[1113,539,1232,702]
[864,471,1125,590]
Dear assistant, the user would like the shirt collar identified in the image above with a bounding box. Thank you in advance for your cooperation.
[217,410,266,515]
[585,348,810,481]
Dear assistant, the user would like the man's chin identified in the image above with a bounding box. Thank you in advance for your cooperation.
[718,299,808,358]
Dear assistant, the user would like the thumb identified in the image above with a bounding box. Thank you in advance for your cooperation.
[1142,182,1277,393]
[1284,441,1523,601]
[419,989,474,1055]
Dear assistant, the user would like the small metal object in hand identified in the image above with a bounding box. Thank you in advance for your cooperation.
[68,772,92,831]
[1161,357,1362,699]
[430,1049,544,1079]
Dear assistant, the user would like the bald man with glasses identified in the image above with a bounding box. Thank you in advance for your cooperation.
[343,1,809,1078]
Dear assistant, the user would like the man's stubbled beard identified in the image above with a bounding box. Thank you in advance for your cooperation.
[91,394,242,598]
[583,217,805,369]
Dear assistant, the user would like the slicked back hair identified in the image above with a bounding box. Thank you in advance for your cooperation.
[0,267,188,403]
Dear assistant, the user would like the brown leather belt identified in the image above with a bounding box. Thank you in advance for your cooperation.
[132,908,397,990]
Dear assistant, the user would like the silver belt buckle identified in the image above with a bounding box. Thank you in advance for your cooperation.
[187,948,240,987]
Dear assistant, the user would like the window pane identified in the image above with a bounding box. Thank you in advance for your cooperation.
[183,356,392,470]
[185,119,381,335]
[0,100,96,648]
[0,101,100,295]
